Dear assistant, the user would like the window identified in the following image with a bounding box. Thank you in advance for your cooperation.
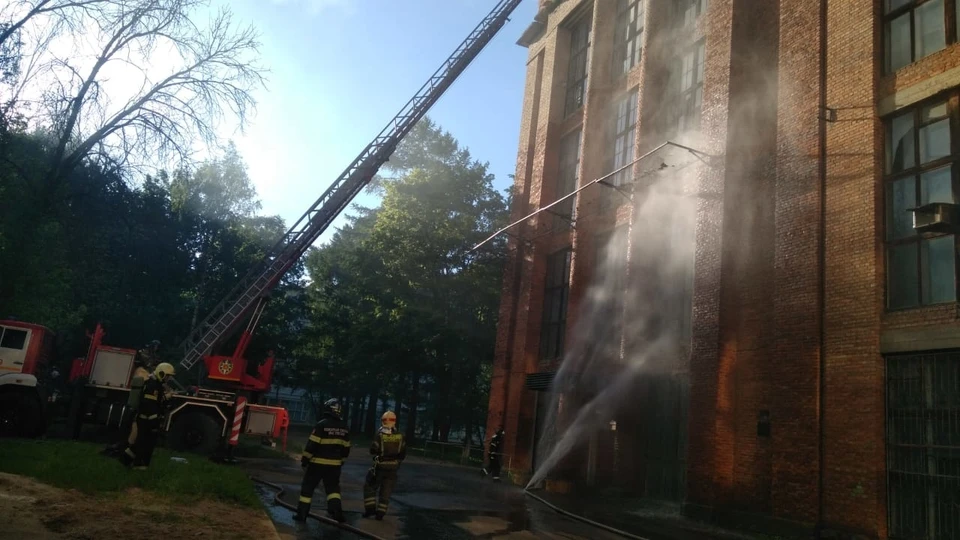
[886,352,960,540]
[885,97,958,309]
[677,40,705,134]
[595,228,628,353]
[613,0,644,78]
[540,248,572,363]
[0,328,27,350]
[552,130,582,229]
[608,89,639,199]
[565,16,591,116]
[682,0,708,26]
[884,0,955,73]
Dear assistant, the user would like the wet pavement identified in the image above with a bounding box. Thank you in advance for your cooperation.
[248,454,630,540]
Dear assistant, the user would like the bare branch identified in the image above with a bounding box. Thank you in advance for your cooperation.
[1,0,265,186]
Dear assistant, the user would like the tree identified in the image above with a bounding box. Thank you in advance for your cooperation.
[299,118,509,443]
[1,0,265,191]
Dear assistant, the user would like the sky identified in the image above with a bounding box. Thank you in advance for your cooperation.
[211,0,537,243]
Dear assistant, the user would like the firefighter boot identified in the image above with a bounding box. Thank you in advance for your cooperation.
[293,500,310,522]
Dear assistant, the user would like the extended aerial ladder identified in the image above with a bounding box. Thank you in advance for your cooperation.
[177,1,524,374]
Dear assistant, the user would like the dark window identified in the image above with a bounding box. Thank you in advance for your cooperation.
[565,16,591,116]
[681,0,708,26]
[595,227,628,347]
[677,40,705,134]
[552,130,582,229]
[605,89,639,210]
[540,248,572,363]
[886,352,960,540]
[885,96,958,309]
[884,0,954,73]
[613,0,644,78]
[0,328,27,350]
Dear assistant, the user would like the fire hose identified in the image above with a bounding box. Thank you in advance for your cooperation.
[251,477,387,540]
[523,489,650,540]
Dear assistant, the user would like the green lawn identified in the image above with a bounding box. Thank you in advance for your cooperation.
[0,439,261,508]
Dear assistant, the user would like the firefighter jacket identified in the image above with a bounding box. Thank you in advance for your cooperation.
[137,376,166,420]
[490,431,503,451]
[302,412,351,467]
[370,429,406,470]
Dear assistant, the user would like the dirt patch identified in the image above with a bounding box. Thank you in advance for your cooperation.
[0,473,279,540]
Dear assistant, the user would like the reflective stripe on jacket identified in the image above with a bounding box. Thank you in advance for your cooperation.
[370,431,405,469]
[302,413,351,466]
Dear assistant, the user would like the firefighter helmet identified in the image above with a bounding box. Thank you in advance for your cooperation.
[324,398,342,418]
[381,410,396,430]
[154,362,176,381]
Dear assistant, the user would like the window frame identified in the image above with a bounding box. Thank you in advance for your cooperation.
[605,88,639,209]
[0,327,27,350]
[612,0,644,79]
[539,248,573,364]
[681,0,708,26]
[883,0,958,74]
[595,227,628,344]
[564,15,592,117]
[552,129,582,229]
[884,92,960,310]
[677,39,705,134]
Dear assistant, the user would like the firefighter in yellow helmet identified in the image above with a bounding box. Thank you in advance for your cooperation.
[363,410,405,520]
[120,362,175,469]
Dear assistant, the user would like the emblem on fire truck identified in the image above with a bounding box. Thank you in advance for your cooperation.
[218,359,234,375]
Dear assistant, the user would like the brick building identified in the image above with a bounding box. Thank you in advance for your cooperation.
[485,0,960,538]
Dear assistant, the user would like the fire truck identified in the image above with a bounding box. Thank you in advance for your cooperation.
[0,0,522,454]
[0,320,55,438]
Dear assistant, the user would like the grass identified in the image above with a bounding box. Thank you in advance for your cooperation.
[0,439,262,508]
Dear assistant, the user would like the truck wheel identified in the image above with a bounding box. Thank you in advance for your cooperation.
[0,390,45,438]
[168,410,222,456]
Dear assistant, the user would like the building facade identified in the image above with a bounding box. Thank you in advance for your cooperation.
[486,0,960,538]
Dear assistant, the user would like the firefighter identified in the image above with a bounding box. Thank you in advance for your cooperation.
[120,362,175,469]
[484,426,505,481]
[363,411,405,520]
[295,398,351,523]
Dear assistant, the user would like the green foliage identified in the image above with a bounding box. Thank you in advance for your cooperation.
[0,130,303,363]
[0,439,261,508]
[298,118,509,443]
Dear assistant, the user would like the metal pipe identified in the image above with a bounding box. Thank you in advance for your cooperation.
[816,0,828,534]
[470,141,716,252]
[251,477,387,540]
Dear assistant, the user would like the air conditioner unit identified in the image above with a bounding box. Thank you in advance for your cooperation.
[909,202,959,235]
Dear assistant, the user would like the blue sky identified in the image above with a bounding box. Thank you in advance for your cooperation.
[216,0,537,242]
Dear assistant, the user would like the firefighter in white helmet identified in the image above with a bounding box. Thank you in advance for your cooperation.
[363,410,405,520]
[120,362,175,469]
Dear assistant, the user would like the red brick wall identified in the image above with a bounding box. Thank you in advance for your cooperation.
[769,0,823,526]
[823,0,886,536]
[686,0,737,513]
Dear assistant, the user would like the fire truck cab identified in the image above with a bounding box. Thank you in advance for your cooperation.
[0,319,55,437]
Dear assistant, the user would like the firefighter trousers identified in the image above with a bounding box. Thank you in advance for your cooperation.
[363,466,398,516]
[297,464,343,521]
[489,454,502,479]
[122,415,160,467]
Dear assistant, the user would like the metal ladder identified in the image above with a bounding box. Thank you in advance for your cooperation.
[178,0,524,371]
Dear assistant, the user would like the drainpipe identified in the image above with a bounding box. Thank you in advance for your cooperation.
[816,0,828,536]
